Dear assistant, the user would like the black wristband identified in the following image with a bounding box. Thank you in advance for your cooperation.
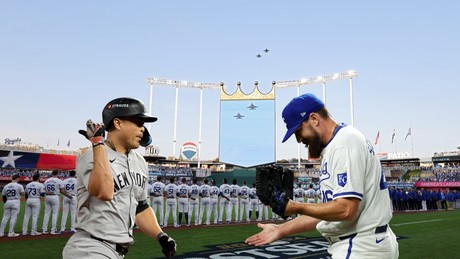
[157,232,167,241]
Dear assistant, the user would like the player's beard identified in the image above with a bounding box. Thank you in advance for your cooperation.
[302,130,324,159]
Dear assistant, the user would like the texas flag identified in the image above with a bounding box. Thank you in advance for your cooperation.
[0,150,76,170]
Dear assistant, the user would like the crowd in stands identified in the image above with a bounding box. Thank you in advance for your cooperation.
[148,165,193,177]
[0,168,71,178]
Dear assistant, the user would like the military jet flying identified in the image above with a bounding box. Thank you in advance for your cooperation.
[256,53,262,58]
[247,103,258,110]
[264,48,269,53]
[234,113,245,119]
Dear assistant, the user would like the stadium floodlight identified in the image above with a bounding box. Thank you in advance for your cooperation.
[273,70,358,125]
[273,70,357,88]
[147,77,222,166]
[147,77,221,89]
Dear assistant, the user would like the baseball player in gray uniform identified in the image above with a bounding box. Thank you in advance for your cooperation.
[246,93,398,258]
[198,178,211,225]
[239,181,251,223]
[22,173,45,236]
[42,169,67,235]
[188,178,200,226]
[209,180,219,224]
[62,97,176,258]
[177,178,190,226]
[151,176,166,227]
[60,170,78,233]
[164,177,179,228]
[218,178,231,224]
[0,174,25,237]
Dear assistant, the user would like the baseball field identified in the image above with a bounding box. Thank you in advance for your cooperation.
[0,201,459,259]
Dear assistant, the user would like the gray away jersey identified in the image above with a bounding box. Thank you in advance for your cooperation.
[75,146,149,244]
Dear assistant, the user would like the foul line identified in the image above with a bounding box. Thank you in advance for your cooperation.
[392,219,444,226]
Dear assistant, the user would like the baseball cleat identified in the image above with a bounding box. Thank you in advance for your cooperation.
[50,231,60,235]
[8,233,20,237]
[31,232,42,236]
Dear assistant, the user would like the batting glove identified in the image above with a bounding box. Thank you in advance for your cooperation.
[157,232,176,258]
[78,119,105,147]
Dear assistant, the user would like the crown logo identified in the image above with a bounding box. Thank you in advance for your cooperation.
[220,81,275,101]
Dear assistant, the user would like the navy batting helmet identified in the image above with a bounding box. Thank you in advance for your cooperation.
[102,97,157,147]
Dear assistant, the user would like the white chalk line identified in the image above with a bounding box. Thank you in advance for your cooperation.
[392,219,444,226]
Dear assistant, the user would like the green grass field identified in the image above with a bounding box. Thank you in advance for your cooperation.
[0,200,459,258]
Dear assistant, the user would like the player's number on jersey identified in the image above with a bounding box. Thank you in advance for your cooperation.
[46,184,55,192]
[6,189,16,197]
[66,184,75,191]
[28,188,37,196]
[154,186,162,194]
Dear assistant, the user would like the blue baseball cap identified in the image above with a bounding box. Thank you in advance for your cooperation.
[281,93,325,143]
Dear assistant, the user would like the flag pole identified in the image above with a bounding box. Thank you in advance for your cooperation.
[410,128,414,157]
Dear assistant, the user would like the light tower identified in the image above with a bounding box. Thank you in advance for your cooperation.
[147,77,221,168]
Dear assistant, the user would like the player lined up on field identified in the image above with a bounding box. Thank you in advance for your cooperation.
[146,176,320,228]
[0,170,77,237]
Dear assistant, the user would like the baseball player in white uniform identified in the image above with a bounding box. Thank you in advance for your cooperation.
[22,173,45,236]
[219,178,231,224]
[0,174,25,237]
[239,181,251,223]
[209,180,220,224]
[151,176,165,227]
[294,182,306,203]
[316,188,322,204]
[60,170,78,233]
[305,183,317,204]
[245,93,399,258]
[249,183,259,221]
[188,178,200,226]
[177,177,190,226]
[164,177,179,228]
[42,169,66,235]
[198,178,211,225]
[63,97,176,258]
[147,180,153,206]
[229,179,240,223]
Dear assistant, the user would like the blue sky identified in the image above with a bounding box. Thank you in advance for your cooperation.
[1,1,459,161]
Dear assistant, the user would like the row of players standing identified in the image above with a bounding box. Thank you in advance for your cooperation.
[149,176,320,228]
[0,170,77,237]
[389,186,460,212]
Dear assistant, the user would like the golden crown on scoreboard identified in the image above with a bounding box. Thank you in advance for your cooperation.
[220,81,275,100]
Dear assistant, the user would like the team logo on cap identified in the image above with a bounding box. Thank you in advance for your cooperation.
[300,112,306,117]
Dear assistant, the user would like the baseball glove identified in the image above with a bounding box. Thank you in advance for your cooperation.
[256,164,294,219]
